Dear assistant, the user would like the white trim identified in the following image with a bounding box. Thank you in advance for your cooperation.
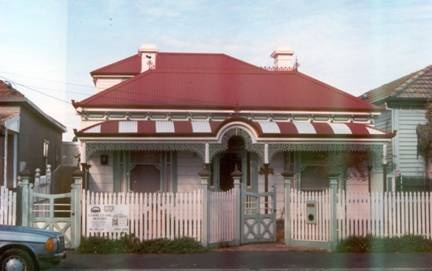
[4,115,20,133]
[79,136,391,143]
[92,75,134,79]
[85,125,101,133]
[79,107,380,116]
[258,121,280,134]
[13,134,17,188]
[80,142,87,164]
[81,108,236,113]
[191,120,211,133]
[156,121,174,133]
[119,121,138,133]
[215,122,258,143]
[3,128,7,187]
[264,144,269,164]
[329,123,352,134]
[366,127,385,135]
[293,121,316,134]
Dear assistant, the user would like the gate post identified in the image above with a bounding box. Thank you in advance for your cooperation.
[198,166,210,247]
[329,176,338,251]
[282,172,293,245]
[232,167,242,246]
[18,170,31,227]
[46,164,52,193]
[71,169,83,249]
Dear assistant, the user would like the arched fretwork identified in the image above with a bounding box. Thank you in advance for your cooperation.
[209,127,265,163]
[85,142,205,162]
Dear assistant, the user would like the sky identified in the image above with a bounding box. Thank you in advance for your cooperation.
[0,0,431,140]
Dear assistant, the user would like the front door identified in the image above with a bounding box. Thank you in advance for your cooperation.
[130,165,160,193]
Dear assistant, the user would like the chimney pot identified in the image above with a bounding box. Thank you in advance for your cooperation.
[271,47,297,70]
[138,43,158,72]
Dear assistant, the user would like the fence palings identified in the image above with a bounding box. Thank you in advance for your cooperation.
[337,191,432,240]
[0,186,16,225]
[81,190,204,242]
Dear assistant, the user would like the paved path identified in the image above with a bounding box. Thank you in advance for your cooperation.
[49,251,432,270]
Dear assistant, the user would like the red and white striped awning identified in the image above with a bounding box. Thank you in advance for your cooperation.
[76,119,392,139]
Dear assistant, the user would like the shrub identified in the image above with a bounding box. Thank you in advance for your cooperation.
[78,235,207,254]
[337,235,432,253]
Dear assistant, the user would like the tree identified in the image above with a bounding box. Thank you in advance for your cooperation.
[416,103,432,190]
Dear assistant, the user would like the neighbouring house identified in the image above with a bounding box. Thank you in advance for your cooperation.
[73,44,393,216]
[0,80,66,188]
[362,65,432,191]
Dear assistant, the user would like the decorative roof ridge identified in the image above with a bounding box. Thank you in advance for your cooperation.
[90,51,266,76]
[144,69,278,75]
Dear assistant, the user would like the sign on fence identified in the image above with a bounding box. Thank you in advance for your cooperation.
[87,204,129,233]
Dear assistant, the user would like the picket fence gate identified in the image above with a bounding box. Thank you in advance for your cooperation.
[81,190,204,242]
[0,186,16,225]
[208,189,236,244]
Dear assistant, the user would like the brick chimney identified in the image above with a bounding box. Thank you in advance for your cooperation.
[271,47,297,70]
[138,43,158,72]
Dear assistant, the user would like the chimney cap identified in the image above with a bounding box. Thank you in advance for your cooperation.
[138,43,158,53]
[271,47,294,58]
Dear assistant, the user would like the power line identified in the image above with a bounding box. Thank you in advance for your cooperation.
[0,76,71,104]
[0,70,93,88]
[0,74,90,97]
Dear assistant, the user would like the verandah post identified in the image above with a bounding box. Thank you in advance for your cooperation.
[71,168,83,249]
[199,166,210,246]
[329,176,338,251]
[282,171,293,246]
[231,166,242,246]
[18,170,31,227]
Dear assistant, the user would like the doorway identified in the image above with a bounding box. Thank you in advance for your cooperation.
[219,152,241,191]
[218,136,247,191]
[130,165,160,193]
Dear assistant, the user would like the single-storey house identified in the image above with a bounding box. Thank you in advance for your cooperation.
[73,44,393,216]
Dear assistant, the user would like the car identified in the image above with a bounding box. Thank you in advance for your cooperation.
[0,225,66,271]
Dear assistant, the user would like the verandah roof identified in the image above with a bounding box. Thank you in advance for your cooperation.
[75,118,392,139]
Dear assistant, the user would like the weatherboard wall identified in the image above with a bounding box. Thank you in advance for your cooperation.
[392,108,426,177]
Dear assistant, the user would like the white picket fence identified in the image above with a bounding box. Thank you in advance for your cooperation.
[0,186,17,225]
[208,189,236,244]
[81,190,203,241]
[289,189,331,242]
[337,191,432,240]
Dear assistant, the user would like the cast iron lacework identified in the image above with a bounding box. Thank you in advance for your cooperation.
[268,143,384,162]
[86,143,205,161]
[209,128,265,162]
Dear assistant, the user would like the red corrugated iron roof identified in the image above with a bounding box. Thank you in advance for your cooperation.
[79,52,378,112]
